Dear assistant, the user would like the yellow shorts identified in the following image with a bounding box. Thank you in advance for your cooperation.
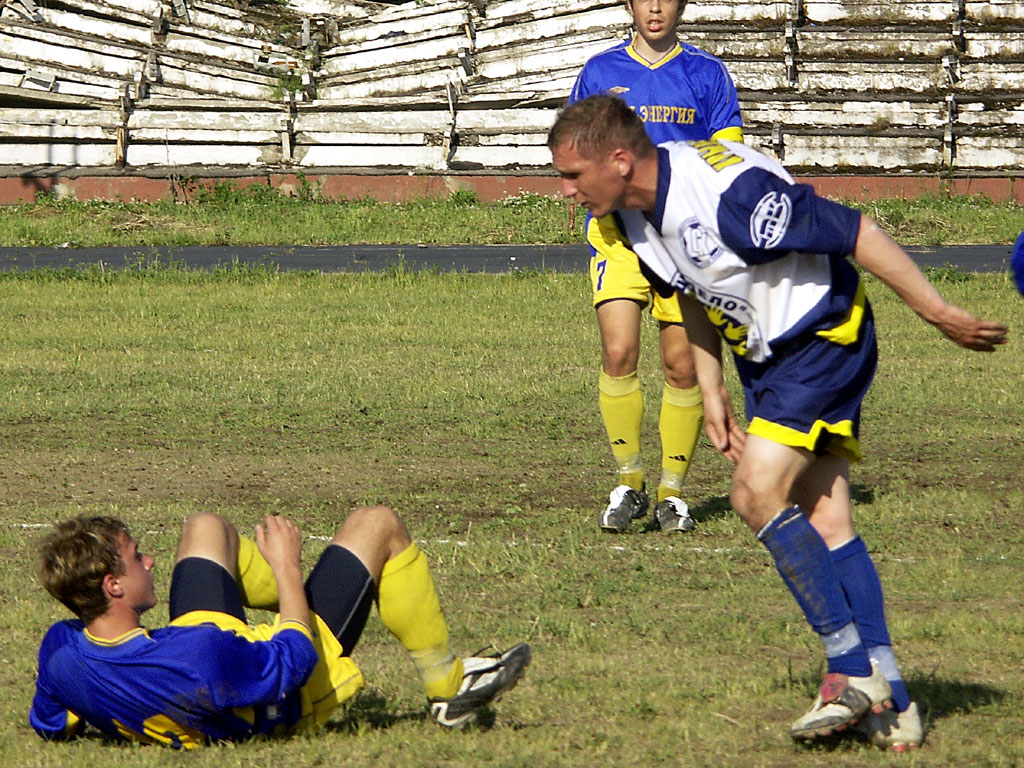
[171,610,365,732]
[587,214,683,324]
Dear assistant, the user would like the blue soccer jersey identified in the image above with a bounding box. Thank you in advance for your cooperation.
[610,140,864,363]
[30,618,319,748]
[569,38,743,143]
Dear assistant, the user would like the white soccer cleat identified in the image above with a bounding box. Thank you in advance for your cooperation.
[790,664,892,740]
[856,701,923,752]
[429,643,531,728]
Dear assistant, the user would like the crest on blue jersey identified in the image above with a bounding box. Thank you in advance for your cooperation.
[679,217,725,268]
[749,191,792,249]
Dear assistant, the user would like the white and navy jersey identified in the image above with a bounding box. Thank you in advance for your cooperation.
[569,39,743,143]
[615,140,863,363]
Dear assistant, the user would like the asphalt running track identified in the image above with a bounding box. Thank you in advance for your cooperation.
[0,243,1014,274]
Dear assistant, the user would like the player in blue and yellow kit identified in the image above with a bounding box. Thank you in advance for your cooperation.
[569,0,743,533]
[549,95,1008,750]
[31,508,530,747]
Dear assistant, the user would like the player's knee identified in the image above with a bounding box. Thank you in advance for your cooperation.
[333,505,410,550]
[601,341,639,377]
[182,511,233,540]
[662,359,697,389]
[729,473,771,528]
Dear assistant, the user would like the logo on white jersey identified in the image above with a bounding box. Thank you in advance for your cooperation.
[749,191,792,249]
[678,218,725,268]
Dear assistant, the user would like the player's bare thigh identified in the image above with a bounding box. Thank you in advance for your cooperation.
[596,298,643,376]
[730,434,815,532]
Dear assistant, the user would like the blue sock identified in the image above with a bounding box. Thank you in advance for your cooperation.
[758,507,871,677]
[831,536,911,711]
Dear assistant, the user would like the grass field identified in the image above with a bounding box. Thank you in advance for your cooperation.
[3,187,1024,247]
[0,265,1021,767]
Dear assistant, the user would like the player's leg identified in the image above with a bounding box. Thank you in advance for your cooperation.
[588,214,655,532]
[168,512,246,622]
[652,312,701,532]
[795,463,920,749]
[312,506,529,727]
[730,441,890,737]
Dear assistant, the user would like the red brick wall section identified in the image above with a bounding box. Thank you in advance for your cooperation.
[2,174,1023,205]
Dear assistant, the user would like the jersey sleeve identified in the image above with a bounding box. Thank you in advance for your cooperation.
[568,62,595,104]
[204,623,319,709]
[29,622,84,741]
[715,166,861,264]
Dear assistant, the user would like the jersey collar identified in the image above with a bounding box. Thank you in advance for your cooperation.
[625,39,683,69]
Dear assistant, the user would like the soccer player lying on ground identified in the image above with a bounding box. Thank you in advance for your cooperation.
[31,508,530,747]
[547,94,1008,751]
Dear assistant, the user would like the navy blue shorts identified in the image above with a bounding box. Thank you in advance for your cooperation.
[169,545,376,654]
[734,300,877,462]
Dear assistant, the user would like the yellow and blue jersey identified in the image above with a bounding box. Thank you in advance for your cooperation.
[569,38,743,144]
[30,617,319,748]
[614,140,864,363]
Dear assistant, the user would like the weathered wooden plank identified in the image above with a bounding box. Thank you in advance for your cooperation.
[0,121,117,140]
[796,28,953,58]
[129,111,287,131]
[296,110,452,132]
[681,1,793,23]
[955,98,1024,128]
[0,22,145,79]
[128,127,281,142]
[27,7,153,46]
[318,61,464,99]
[456,107,556,132]
[0,54,130,100]
[330,8,470,48]
[955,136,1024,169]
[802,1,956,25]
[294,143,446,169]
[473,36,615,81]
[163,30,297,68]
[126,143,283,165]
[795,61,948,92]
[449,144,551,168]
[958,62,1024,93]
[740,97,946,129]
[135,96,288,111]
[474,7,627,49]
[320,33,469,75]
[0,142,116,166]
[0,108,120,126]
[965,0,1024,23]
[777,134,942,171]
[25,0,156,27]
[963,30,1024,59]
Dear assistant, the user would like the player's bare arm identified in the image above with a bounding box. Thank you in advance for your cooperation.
[679,295,745,463]
[255,515,310,628]
[852,215,1009,351]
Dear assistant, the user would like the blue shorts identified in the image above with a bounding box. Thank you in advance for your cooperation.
[733,301,877,462]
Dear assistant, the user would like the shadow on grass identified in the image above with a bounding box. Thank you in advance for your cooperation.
[689,494,732,524]
[325,690,501,733]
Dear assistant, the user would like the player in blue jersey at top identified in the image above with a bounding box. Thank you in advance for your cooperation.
[548,95,1008,750]
[30,508,529,747]
[568,0,744,534]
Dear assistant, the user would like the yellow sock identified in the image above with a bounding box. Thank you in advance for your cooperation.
[658,383,703,502]
[378,542,463,699]
[599,369,644,490]
[236,535,279,611]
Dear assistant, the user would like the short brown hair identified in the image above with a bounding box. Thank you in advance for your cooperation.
[39,516,132,624]
[547,94,655,160]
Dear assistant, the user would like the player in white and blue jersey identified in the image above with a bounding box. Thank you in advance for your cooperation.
[31,510,530,746]
[548,95,1008,750]
[568,0,743,535]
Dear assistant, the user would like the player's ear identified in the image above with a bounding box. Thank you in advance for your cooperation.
[103,572,124,598]
[611,147,634,179]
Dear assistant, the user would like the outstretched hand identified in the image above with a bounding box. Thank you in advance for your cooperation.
[254,514,303,574]
[933,303,1009,351]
